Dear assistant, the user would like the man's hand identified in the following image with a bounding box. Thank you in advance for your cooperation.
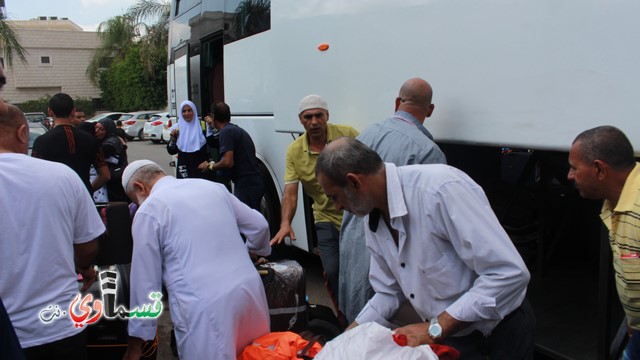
[78,267,97,292]
[393,322,433,347]
[270,223,296,245]
[197,161,210,171]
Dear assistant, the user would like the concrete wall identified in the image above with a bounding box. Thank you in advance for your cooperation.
[2,19,101,104]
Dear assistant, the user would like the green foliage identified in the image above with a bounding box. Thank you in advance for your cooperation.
[88,0,169,112]
[98,46,166,112]
[15,95,96,117]
[0,17,28,66]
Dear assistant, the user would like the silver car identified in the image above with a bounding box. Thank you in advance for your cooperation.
[143,112,172,144]
[119,111,161,141]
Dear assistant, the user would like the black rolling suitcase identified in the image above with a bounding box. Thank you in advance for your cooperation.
[258,259,309,333]
[82,202,157,359]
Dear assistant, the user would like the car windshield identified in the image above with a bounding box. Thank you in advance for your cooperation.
[119,114,134,120]
[29,126,47,148]
[26,113,46,122]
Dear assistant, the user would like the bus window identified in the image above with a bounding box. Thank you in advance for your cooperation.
[225,0,271,43]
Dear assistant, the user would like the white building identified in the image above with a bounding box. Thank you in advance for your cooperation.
[2,17,101,104]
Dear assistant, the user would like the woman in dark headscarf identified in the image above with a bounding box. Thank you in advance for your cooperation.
[77,121,108,203]
[166,100,209,179]
[96,118,130,202]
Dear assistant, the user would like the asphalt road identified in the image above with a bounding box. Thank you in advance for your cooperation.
[124,139,335,360]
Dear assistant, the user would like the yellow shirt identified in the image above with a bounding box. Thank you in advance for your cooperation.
[600,162,640,330]
[284,123,359,228]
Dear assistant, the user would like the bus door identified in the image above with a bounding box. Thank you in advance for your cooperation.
[200,35,224,116]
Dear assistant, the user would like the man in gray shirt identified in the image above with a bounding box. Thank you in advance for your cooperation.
[339,77,447,322]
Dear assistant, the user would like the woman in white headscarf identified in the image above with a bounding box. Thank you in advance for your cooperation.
[166,100,209,179]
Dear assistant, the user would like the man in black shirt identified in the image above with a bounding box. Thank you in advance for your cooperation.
[32,93,109,194]
[199,102,264,210]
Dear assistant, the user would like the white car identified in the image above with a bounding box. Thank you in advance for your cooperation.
[119,111,161,141]
[143,112,173,144]
[87,112,125,123]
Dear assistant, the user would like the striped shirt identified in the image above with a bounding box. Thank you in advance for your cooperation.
[601,162,640,330]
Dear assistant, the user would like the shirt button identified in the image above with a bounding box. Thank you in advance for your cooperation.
[401,263,406,268]
[410,293,415,299]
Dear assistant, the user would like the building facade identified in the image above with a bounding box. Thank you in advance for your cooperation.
[2,18,101,104]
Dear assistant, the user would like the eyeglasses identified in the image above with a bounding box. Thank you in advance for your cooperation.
[302,112,325,121]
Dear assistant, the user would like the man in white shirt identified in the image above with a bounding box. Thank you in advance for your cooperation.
[121,160,271,360]
[0,103,104,359]
[316,137,534,359]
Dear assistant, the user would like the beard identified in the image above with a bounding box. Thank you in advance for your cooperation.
[345,186,374,217]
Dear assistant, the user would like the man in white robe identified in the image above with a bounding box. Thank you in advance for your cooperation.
[121,160,271,360]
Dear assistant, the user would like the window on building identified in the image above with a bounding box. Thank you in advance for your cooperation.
[41,56,51,65]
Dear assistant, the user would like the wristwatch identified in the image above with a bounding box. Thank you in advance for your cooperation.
[428,317,442,340]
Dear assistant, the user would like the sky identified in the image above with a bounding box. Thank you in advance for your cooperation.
[4,0,139,31]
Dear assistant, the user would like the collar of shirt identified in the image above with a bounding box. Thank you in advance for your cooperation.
[393,111,434,140]
[301,123,342,154]
[367,163,408,232]
[606,162,640,213]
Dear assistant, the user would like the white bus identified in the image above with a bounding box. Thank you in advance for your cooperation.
[167,1,639,357]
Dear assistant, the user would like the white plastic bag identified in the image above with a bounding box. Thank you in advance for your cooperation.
[315,322,439,360]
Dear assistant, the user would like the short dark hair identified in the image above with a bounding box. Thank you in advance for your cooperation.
[316,137,383,187]
[573,125,635,171]
[49,93,74,118]
[213,102,231,123]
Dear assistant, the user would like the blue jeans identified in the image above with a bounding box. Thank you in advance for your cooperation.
[624,329,640,360]
[315,222,340,304]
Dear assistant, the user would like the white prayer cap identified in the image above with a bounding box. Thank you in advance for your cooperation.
[121,159,157,190]
[298,95,328,114]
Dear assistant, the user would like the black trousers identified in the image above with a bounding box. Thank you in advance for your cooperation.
[23,330,87,360]
[443,298,536,359]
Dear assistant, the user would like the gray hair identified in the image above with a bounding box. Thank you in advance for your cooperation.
[125,163,165,193]
[316,137,383,187]
[573,125,635,171]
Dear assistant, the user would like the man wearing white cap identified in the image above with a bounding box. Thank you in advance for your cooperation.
[270,95,358,306]
[121,160,271,360]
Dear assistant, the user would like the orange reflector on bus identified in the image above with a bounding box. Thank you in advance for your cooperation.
[318,43,330,51]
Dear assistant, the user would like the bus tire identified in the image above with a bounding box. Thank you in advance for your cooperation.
[258,162,281,238]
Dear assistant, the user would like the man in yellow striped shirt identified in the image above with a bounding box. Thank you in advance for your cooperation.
[568,125,639,359]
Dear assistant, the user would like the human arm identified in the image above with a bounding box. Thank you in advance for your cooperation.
[393,311,471,346]
[270,182,299,245]
[92,148,110,191]
[166,129,179,155]
[127,212,163,343]
[74,238,99,291]
[229,192,271,256]
[208,150,233,170]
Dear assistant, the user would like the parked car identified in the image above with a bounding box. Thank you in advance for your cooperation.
[25,112,50,129]
[87,112,126,123]
[120,111,161,141]
[28,122,48,155]
[143,112,172,144]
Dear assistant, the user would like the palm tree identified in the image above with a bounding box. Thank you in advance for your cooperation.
[126,0,170,77]
[86,15,137,84]
[0,12,28,67]
[126,0,170,25]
